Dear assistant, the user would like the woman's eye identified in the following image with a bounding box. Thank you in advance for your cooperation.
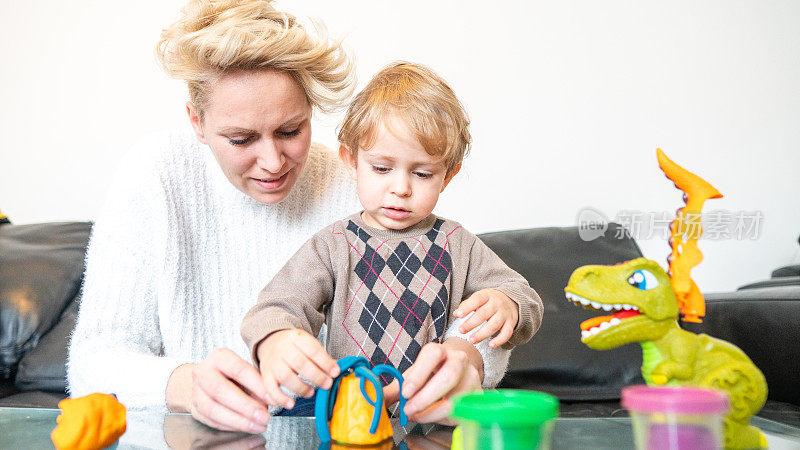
[372,166,390,174]
[279,128,301,137]
[229,137,252,146]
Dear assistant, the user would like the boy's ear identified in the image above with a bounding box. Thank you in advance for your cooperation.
[339,144,358,180]
[186,101,207,144]
[441,163,462,192]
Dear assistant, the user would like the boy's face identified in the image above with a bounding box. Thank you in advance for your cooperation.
[340,116,460,231]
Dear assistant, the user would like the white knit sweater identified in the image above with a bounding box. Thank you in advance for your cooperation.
[67,130,509,412]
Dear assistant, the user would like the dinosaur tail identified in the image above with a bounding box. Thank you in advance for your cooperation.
[657,149,723,323]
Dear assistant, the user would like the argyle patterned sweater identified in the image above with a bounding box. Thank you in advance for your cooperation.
[242,212,543,379]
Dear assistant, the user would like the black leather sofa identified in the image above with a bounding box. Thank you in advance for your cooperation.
[1,220,798,427]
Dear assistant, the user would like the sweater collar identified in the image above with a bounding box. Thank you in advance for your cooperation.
[347,212,438,240]
[202,143,255,205]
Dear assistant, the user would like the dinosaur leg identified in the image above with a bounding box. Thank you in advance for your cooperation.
[723,416,767,450]
[703,362,768,449]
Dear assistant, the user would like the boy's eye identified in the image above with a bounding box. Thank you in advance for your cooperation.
[372,165,390,174]
[229,137,252,146]
[414,171,433,179]
[278,128,301,137]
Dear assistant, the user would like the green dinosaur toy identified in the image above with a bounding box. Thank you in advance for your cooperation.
[564,259,767,448]
[564,150,768,449]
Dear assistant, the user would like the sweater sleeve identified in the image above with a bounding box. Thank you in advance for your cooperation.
[462,235,544,348]
[241,230,335,366]
[67,140,188,411]
[443,314,512,389]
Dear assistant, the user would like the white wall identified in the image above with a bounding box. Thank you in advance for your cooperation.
[1,0,798,292]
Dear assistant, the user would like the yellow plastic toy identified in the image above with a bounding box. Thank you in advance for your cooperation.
[451,425,463,450]
[327,441,394,450]
[316,356,407,446]
[329,373,393,444]
[51,393,127,450]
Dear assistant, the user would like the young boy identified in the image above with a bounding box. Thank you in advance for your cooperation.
[241,62,543,416]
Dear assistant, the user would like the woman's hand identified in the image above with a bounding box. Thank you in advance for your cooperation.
[384,338,483,425]
[255,328,340,410]
[165,348,272,433]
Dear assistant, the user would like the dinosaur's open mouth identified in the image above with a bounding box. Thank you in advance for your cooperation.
[565,291,641,338]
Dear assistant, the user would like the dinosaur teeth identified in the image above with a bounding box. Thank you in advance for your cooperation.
[580,316,625,340]
[566,293,638,313]
[565,292,592,306]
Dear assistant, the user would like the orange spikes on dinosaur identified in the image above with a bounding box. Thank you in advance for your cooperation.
[656,149,723,323]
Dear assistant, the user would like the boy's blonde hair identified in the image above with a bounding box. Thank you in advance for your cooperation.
[156,0,354,120]
[338,62,471,174]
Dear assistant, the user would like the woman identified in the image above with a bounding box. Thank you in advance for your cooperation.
[67,0,508,433]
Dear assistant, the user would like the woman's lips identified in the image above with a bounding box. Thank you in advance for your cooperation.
[253,172,288,191]
[383,207,411,220]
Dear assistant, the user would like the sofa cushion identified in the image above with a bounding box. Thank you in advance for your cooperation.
[0,390,66,408]
[0,222,91,378]
[480,223,646,400]
[738,276,800,290]
[14,296,78,392]
[0,378,18,399]
[771,265,800,278]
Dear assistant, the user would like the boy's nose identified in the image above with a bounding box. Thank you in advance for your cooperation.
[255,139,285,173]
[390,174,412,197]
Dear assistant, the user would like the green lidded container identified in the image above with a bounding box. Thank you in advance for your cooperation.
[450,390,559,450]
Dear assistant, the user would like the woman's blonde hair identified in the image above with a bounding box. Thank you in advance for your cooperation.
[156,0,354,119]
[338,62,471,175]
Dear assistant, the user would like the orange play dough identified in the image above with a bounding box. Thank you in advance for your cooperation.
[51,393,127,450]
[330,440,394,450]
[329,373,393,445]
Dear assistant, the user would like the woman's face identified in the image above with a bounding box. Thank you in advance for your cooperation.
[188,70,312,205]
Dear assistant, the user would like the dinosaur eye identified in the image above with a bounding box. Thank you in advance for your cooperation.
[627,269,659,290]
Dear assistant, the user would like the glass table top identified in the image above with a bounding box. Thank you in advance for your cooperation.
[2,407,799,449]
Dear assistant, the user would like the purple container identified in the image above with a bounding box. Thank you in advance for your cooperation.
[622,386,730,450]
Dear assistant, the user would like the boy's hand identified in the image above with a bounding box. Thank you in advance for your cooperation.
[255,328,340,409]
[454,288,519,348]
[393,339,483,425]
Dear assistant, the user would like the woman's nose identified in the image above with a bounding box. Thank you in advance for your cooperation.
[390,173,412,197]
[255,139,285,173]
